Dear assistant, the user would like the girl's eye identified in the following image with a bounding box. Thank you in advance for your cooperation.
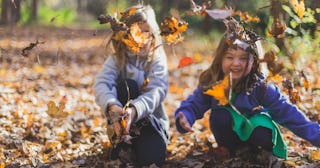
[225,55,233,59]
[240,57,248,61]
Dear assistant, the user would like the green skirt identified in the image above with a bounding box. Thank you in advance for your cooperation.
[215,106,287,159]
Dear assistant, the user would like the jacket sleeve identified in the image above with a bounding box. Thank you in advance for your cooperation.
[130,52,169,121]
[174,87,212,133]
[93,56,122,113]
[261,83,320,147]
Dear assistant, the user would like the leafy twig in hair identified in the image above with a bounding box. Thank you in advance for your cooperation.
[97,14,128,32]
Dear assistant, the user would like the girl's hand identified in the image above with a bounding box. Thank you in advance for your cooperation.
[108,104,124,115]
[178,112,194,132]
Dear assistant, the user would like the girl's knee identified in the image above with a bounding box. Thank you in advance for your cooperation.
[248,126,273,150]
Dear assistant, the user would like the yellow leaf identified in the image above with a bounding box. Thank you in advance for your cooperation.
[204,75,229,106]
[310,150,320,161]
[93,117,100,127]
[290,0,305,19]
[193,53,203,63]
[33,65,46,74]
[46,100,67,118]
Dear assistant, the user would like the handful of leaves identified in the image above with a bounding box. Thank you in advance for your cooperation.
[106,110,129,146]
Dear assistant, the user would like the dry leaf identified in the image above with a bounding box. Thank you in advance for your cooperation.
[178,56,194,68]
[310,150,320,161]
[204,75,230,105]
[160,17,188,44]
[46,100,67,118]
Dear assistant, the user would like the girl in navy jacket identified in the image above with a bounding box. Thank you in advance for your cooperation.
[175,18,320,159]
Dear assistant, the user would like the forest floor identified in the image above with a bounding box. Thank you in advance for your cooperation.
[0,26,320,168]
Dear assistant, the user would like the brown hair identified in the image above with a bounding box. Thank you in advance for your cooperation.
[199,34,261,93]
[110,5,163,70]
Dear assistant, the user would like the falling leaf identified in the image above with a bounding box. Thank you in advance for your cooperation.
[160,17,188,44]
[204,75,230,106]
[178,56,194,68]
[282,79,301,104]
[300,71,309,90]
[21,40,45,57]
[188,0,212,16]
[267,18,286,38]
[50,14,60,22]
[205,9,233,20]
[46,100,67,118]
[234,11,260,23]
[262,50,284,75]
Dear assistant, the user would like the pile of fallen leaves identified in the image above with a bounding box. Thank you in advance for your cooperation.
[0,26,320,168]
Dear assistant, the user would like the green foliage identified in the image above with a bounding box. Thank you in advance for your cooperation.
[38,7,76,26]
[282,5,318,36]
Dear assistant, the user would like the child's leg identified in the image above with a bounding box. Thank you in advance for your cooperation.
[209,108,243,152]
[116,78,140,106]
[247,126,273,151]
[132,123,166,166]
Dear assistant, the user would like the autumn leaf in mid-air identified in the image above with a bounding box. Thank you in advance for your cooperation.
[234,11,260,23]
[262,50,284,75]
[120,23,151,53]
[205,9,233,20]
[187,0,212,16]
[282,79,301,104]
[160,17,188,44]
[178,56,194,68]
[204,74,230,106]
[267,18,286,38]
[46,100,67,118]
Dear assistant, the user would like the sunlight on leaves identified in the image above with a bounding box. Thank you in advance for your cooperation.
[204,74,230,106]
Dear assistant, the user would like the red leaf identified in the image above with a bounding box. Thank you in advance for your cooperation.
[178,56,194,68]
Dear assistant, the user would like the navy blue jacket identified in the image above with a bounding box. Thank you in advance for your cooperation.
[175,80,320,147]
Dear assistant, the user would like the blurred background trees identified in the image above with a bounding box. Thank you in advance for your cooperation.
[0,0,319,56]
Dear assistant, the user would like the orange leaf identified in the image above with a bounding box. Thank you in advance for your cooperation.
[310,150,320,161]
[178,56,194,68]
[160,17,187,44]
[204,75,229,105]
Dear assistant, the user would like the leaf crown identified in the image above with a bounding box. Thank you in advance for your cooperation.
[223,18,263,57]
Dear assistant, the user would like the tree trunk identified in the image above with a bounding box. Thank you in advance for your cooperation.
[0,0,9,24]
[10,0,21,23]
[270,0,290,56]
[310,0,320,38]
[31,0,38,21]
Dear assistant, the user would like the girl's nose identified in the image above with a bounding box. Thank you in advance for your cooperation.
[232,58,241,66]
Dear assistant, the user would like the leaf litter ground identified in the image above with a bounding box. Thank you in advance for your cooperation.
[0,26,319,168]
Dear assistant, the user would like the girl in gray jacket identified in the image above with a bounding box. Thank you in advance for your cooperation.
[94,4,169,167]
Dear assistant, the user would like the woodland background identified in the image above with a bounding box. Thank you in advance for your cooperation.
[0,0,320,167]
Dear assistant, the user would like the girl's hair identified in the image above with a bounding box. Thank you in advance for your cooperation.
[199,33,262,93]
[110,5,164,70]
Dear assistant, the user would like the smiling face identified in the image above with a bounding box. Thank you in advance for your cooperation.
[222,47,253,85]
